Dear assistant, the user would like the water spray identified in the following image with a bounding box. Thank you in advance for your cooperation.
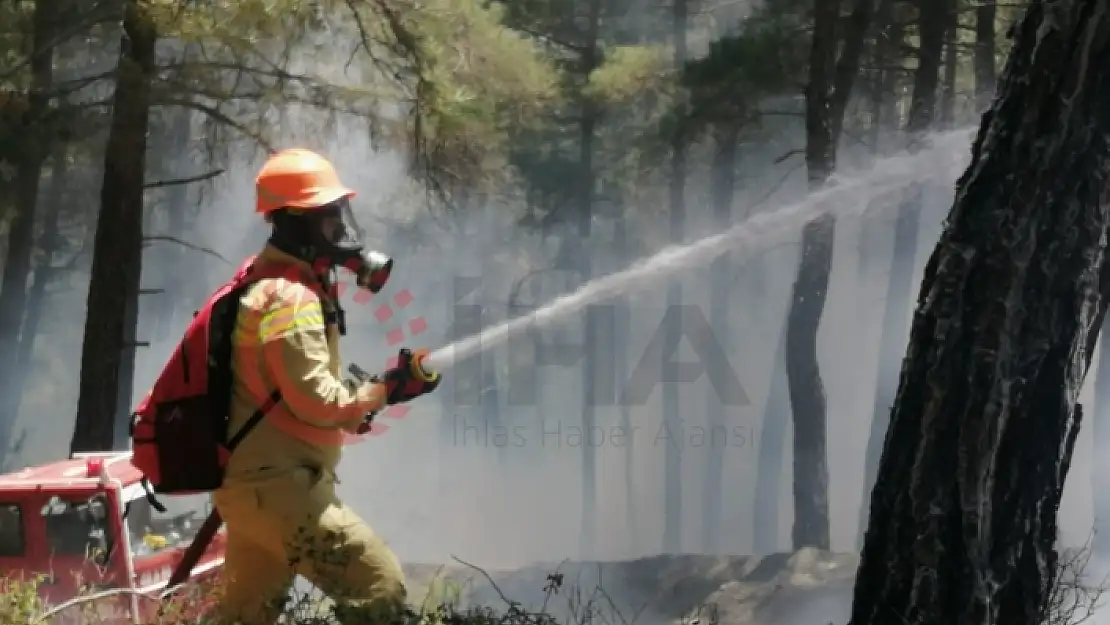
[420,128,976,375]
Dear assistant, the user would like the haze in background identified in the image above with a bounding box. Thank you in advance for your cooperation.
[3,31,1101,575]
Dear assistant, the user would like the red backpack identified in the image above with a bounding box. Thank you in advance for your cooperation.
[128,254,327,501]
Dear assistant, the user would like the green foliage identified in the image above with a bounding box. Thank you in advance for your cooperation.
[388,0,562,194]
[682,6,806,134]
[585,45,670,107]
[66,0,564,201]
[0,574,48,625]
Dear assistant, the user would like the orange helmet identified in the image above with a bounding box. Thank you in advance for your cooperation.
[255,148,356,215]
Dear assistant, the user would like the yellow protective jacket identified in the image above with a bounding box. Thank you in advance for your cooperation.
[222,243,387,485]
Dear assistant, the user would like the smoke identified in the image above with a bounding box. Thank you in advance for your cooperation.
[8,112,1103,572]
[3,27,1108,625]
[132,116,1102,570]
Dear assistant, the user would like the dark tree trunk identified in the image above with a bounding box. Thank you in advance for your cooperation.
[786,213,834,550]
[578,0,602,558]
[662,0,688,555]
[0,0,57,443]
[702,122,738,553]
[791,0,873,551]
[904,0,948,141]
[849,3,1110,623]
[856,0,948,548]
[827,0,879,145]
[975,0,998,112]
[71,2,157,453]
[793,0,838,552]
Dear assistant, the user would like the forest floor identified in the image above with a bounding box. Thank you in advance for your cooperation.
[403,548,857,625]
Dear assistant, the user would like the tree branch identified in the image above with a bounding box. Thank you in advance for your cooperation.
[143,169,224,189]
[142,235,230,264]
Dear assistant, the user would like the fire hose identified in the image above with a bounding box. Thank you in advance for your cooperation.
[161,348,435,599]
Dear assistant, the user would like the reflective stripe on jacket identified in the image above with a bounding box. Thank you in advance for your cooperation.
[222,243,386,484]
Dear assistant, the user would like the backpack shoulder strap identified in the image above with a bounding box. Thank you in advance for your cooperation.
[222,257,328,451]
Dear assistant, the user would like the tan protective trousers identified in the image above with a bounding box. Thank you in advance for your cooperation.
[211,466,406,625]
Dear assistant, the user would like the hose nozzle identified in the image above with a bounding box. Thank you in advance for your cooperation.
[351,349,438,384]
[403,348,438,383]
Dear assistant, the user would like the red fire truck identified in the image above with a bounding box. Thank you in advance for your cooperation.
[0,451,225,623]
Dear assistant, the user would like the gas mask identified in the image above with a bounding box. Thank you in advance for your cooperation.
[269,197,393,293]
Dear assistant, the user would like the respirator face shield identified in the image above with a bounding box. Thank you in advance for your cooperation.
[318,196,362,250]
[299,196,394,294]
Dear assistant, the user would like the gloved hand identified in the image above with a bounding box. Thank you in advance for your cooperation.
[380,348,441,405]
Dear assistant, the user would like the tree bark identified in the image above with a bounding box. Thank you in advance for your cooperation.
[786,212,834,550]
[702,122,738,553]
[71,1,157,453]
[0,0,57,445]
[662,0,688,555]
[850,3,1110,623]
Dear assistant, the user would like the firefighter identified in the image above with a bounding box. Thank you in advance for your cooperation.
[211,148,440,625]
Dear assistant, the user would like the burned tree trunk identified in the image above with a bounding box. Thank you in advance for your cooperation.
[71,2,157,453]
[850,3,1110,624]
